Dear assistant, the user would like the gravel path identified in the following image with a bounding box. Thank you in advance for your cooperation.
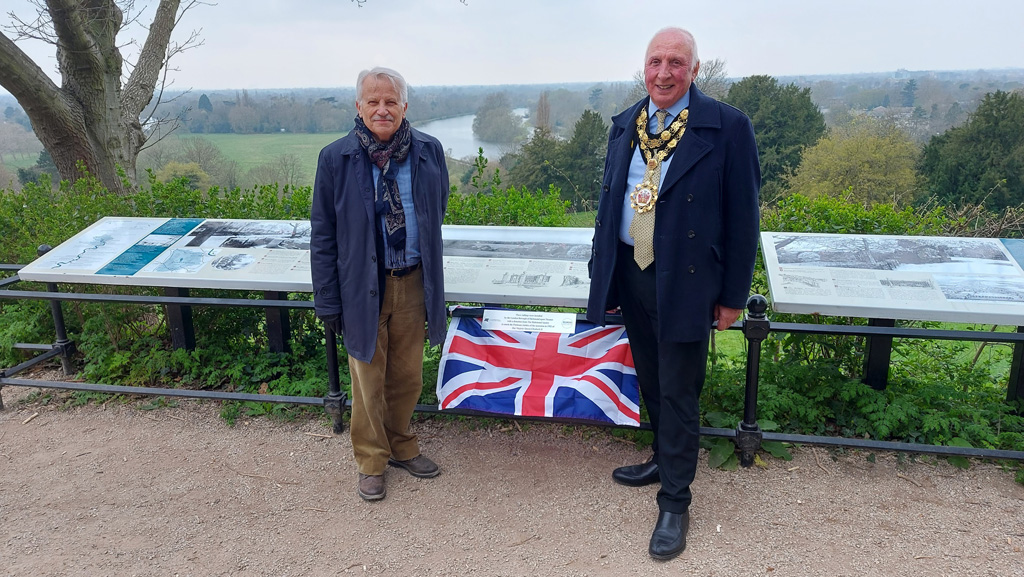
[1,384,1022,577]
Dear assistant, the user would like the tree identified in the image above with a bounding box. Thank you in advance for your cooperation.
[559,110,607,210]
[502,127,562,193]
[155,160,209,190]
[725,75,826,203]
[174,136,239,189]
[619,70,648,112]
[502,110,608,211]
[901,79,918,108]
[197,93,213,113]
[785,118,922,206]
[17,149,60,186]
[695,57,729,101]
[920,90,1024,210]
[472,92,525,143]
[0,0,203,195]
[535,91,551,131]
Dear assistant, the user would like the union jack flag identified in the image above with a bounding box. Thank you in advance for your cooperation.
[437,314,640,426]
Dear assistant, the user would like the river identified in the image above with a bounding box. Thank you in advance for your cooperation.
[415,109,529,161]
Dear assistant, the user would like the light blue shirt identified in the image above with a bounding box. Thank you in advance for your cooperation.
[619,92,690,245]
[373,158,420,268]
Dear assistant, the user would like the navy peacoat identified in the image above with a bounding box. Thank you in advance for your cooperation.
[310,128,450,363]
[586,85,761,342]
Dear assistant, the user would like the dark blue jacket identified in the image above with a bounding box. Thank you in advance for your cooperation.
[310,128,449,362]
[586,85,761,342]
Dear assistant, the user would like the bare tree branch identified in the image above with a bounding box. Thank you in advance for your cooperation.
[696,57,729,101]
[0,28,69,123]
[4,1,58,43]
[122,0,180,116]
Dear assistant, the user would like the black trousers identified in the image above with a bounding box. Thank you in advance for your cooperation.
[616,241,709,514]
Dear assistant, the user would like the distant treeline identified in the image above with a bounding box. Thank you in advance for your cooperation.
[149,82,637,136]
[7,68,1024,214]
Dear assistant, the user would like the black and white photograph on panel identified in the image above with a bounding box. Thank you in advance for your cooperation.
[185,220,311,250]
[771,234,1015,275]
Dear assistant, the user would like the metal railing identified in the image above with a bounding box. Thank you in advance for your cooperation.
[3,265,1023,463]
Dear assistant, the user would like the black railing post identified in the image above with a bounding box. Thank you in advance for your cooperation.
[263,291,291,353]
[736,294,769,467]
[1008,326,1024,408]
[37,245,77,375]
[323,327,347,434]
[863,318,896,390]
[164,287,196,350]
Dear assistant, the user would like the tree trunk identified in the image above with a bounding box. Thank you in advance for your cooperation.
[0,0,182,196]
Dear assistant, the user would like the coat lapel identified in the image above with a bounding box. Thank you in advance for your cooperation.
[660,85,720,195]
[608,99,646,227]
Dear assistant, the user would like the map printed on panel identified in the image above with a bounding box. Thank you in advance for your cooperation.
[97,218,205,275]
[142,248,222,274]
[30,218,166,272]
[760,232,1024,325]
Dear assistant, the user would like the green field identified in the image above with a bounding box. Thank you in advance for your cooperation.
[1,154,41,178]
[161,132,478,189]
[566,210,595,227]
[164,132,346,186]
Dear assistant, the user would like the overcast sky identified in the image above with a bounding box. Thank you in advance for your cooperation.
[3,0,1024,92]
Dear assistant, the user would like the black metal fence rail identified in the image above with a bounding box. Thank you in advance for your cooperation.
[2,269,1023,464]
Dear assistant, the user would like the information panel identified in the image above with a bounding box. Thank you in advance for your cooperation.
[760,231,1024,325]
[18,218,594,307]
[442,225,592,308]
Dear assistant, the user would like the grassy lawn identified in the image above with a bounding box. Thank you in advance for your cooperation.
[167,132,481,190]
[566,210,595,227]
[168,132,346,185]
[1,154,41,174]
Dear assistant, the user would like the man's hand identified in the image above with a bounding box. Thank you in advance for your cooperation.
[714,305,742,331]
[319,313,343,335]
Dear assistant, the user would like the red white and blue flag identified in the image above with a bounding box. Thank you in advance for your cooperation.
[437,315,640,426]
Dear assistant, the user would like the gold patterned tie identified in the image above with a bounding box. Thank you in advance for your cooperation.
[629,109,667,270]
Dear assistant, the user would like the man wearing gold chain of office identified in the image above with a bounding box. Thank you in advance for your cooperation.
[587,27,761,561]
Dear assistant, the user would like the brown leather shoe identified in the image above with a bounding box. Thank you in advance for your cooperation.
[387,454,440,478]
[357,473,385,501]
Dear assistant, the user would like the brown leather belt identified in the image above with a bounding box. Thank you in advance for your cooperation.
[386,262,421,278]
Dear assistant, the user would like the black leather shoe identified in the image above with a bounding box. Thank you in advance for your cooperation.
[612,460,659,486]
[649,510,689,561]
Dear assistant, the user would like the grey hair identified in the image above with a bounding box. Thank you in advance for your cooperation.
[649,27,700,71]
[356,67,409,105]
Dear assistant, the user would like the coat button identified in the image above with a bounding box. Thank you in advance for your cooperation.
[688,230,695,238]
[687,194,694,202]
[370,290,376,297]
[688,265,695,273]
[371,255,377,262]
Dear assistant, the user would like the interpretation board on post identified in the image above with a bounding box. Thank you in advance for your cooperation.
[760,231,1024,325]
[18,217,313,292]
[441,225,592,308]
[18,218,594,307]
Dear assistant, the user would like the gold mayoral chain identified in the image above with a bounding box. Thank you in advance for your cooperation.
[630,107,689,213]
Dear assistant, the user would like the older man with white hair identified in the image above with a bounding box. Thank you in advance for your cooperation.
[587,28,761,559]
[311,67,450,501]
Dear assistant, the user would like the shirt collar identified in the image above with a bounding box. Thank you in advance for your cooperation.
[647,91,689,121]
